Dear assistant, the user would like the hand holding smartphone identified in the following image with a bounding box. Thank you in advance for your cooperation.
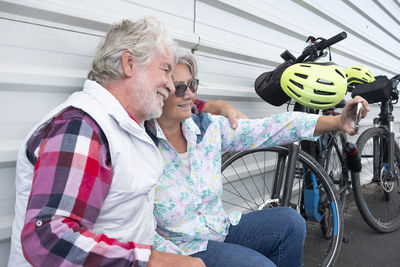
[354,102,362,132]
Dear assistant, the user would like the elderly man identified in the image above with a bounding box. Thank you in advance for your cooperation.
[8,17,212,267]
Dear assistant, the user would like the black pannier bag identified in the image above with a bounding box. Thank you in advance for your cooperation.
[254,61,293,106]
[351,75,392,104]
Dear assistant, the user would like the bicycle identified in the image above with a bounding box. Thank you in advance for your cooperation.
[350,74,400,233]
[308,70,400,235]
[221,32,348,266]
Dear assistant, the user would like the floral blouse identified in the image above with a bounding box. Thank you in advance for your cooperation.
[149,112,320,255]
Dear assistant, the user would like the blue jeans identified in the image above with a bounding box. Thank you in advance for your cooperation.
[191,207,306,267]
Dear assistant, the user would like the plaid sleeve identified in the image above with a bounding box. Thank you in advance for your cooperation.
[21,108,152,266]
[192,99,206,114]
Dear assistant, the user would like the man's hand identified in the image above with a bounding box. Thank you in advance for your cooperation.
[339,96,370,135]
[202,100,248,129]
[148,250,206,267]
[220,103,248,130]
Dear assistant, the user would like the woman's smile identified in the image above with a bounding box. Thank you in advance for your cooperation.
[177,103,192,110]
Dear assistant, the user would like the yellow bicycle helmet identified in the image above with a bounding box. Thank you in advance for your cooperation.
[280,62,347,109]
[345,65,375,86]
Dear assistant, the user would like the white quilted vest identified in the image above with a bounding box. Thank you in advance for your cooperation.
[8,80,162,266]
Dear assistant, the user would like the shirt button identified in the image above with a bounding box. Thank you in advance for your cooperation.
[36,220,43,227]
[197,211,202,215]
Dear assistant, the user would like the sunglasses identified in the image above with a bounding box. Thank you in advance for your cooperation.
[174,79,199,97]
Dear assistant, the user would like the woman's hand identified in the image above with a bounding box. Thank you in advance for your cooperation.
[314,96,370,136]
[339,96,370,135]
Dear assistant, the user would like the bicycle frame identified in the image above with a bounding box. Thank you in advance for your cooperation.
[269,140,326,222]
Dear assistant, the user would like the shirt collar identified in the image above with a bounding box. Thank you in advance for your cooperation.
[83,79,146,134]
[183,115,201,136]
[149,116,201,142]
[124,109,138,124]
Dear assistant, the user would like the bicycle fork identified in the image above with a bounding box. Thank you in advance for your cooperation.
[281,142,301,207]
[269,142,301,208]
[374,116,397,193]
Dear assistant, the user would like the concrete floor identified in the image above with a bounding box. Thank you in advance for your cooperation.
[333,192,400,267]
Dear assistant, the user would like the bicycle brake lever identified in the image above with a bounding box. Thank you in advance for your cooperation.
[354,102,362,132]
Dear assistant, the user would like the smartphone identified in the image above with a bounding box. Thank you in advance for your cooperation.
[354,102,362,132]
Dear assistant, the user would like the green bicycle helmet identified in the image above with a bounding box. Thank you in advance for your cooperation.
[345,65,375,86]
[280,62,347,109]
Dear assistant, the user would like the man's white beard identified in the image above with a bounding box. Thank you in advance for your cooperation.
[146,99,163,119]
[133,88,164,121]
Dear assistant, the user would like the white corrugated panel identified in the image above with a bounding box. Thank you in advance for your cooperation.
[0,0,399,265]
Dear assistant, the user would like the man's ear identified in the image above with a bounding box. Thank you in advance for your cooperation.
[121,50,134,77]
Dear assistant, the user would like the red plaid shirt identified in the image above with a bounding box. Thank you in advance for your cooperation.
[21,107,150,266]
[21,99,206,266]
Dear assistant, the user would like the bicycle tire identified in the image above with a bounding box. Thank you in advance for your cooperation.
[221,146,343,267]
[222,152,236,164]
[352,127,400,233]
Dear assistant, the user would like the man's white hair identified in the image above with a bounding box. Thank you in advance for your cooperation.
[88,16,178,84]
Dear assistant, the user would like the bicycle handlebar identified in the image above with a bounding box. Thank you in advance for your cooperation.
[317,32,347,51]
[274,32,348,110]
[282,31,347,63]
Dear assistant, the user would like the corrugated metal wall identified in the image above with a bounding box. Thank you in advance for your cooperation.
[0,0,399,264]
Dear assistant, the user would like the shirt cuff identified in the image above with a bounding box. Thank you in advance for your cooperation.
[133,243,152,264]
[303,114,321,141]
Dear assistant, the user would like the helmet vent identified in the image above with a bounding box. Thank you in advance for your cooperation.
[289,79,304,89]
[353,67,361,71]
[288,86,301,97]
[316,79,333,85]
[299,64,311,68]
[294,73,308,79]
[335,69,345,78]
[311,100,331,105]
[366,73,372,78]
[314,89,335,95]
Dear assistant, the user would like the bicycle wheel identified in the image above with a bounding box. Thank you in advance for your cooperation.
[221,146,343,267]
[352,127,400,233]
[324,132,348,184]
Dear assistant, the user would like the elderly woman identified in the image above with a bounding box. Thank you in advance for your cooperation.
[147,53,369,267]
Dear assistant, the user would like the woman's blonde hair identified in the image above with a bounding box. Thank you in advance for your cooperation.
[176,53,198,79]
